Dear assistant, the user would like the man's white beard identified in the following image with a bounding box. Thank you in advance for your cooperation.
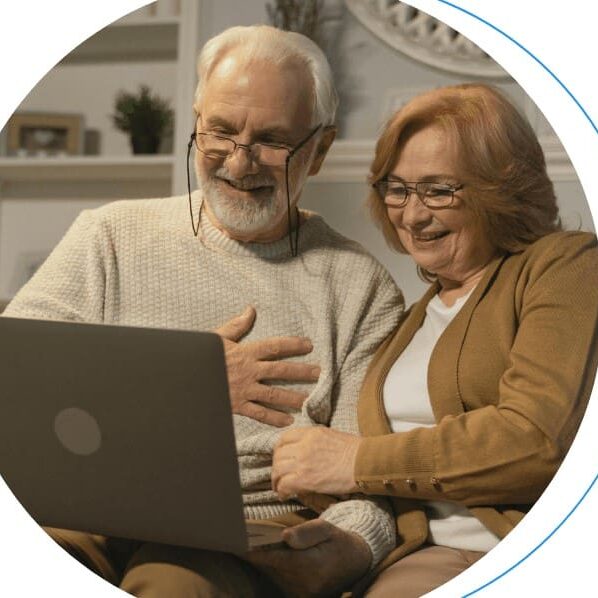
[198,167,282,236]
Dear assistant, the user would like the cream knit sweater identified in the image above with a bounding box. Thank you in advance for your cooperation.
[5,193,404,566]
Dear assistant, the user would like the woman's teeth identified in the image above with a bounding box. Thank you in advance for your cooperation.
[413,231,449,242]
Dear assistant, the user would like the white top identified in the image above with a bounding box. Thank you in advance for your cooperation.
[383,292,500,552]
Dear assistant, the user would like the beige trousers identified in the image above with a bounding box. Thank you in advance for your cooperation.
[365,544,485,598]
[45,510,315,597]
[46,525,484,597]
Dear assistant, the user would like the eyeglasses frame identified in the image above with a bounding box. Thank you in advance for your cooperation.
[186,121,324,257]
[373,179,464,210]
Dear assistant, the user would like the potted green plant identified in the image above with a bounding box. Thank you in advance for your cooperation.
[112,85,174,154]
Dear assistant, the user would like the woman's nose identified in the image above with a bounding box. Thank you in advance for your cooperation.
[400,192,432,227]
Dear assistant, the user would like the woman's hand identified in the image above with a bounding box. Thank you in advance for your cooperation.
[215,306,320,428]
[273,427,361,497]
[245,519,371,597]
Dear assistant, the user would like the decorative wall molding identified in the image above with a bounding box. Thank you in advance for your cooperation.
[344,0,509,79]
[314,140,375,183]
[315,139,576,183]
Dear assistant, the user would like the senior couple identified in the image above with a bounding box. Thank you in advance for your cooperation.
[6,25,598,597]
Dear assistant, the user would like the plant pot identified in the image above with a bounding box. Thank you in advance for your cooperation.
[130,133,161,154]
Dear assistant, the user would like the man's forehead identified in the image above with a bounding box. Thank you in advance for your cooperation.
[199,50,314,132]
[209,50,307,81]
[210,53,248,81]
[202,112,296,138]
[208,53,310,94]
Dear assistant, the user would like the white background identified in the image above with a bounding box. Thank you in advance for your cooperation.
[1,1,597,596]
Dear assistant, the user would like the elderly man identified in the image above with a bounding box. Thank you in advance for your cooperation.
[5,25,403,596]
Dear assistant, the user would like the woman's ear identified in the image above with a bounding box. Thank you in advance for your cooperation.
[308,126,337,176]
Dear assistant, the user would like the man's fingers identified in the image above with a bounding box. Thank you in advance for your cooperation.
[250,385,307,409]
[247,336,314,360]
[258,360,320,382]
[214,306,256,341]
[237,401,293,428]
[282,520,333,550]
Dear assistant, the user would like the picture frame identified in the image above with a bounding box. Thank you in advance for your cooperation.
[6,112,84,157]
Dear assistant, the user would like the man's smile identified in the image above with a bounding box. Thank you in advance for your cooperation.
[215,176,275,197]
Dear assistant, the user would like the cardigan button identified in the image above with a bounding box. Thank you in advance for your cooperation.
[383,479,394,488]
[356,480,368,489]
[430,477,441,490]
[405,478,416,490]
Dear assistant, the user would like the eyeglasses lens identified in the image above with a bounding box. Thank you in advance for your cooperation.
[195,134,289,166]
[381,182,456,208]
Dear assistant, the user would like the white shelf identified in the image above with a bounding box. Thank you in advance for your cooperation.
[60,21,179,64]
[0,0,201,198]
[0,155,174,183]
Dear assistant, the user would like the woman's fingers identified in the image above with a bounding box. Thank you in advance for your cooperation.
[272,431,311,496]
[272,467,302,499]
[272,428,362,496]
[275,427,311,447]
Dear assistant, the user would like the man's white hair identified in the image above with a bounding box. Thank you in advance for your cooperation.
[194,25,338,127]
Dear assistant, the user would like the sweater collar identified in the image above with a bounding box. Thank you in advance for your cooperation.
[191,191,317,259]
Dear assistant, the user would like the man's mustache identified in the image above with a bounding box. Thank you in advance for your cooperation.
[212,168,276,191]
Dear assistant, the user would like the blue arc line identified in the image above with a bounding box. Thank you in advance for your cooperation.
[436,0,598,136]
[427,1,598,594]
[462,471,598,595]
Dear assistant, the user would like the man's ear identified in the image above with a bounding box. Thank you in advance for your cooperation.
[308,126,337,176]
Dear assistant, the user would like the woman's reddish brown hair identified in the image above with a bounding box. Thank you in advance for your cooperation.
[367,84,561,261]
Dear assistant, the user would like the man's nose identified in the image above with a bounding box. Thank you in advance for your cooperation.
[225,145,260,178]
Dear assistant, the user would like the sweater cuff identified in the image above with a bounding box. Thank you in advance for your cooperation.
[319,499,396,569]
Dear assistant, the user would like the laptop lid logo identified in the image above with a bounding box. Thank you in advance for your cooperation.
[54,407,102,456]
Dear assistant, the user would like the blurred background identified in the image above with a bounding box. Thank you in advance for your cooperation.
[0,0,592,308]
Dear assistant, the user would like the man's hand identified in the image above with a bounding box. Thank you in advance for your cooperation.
[215,307,320,427]
[246,519,371,597]
[272,427,361,497]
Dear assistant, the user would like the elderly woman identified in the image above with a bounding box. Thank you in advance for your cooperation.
[272,83,598,596]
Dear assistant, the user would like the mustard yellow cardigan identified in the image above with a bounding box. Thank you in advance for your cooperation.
[355,231,598,575]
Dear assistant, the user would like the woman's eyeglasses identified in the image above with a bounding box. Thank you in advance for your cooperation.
[373,180,464,209]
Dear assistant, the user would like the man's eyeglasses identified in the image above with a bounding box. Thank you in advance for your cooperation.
[186,123,323,256]
[194,129,319,167]
[373,180,464,209]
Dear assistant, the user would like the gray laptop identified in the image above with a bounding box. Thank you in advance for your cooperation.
[0,317,283,554]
